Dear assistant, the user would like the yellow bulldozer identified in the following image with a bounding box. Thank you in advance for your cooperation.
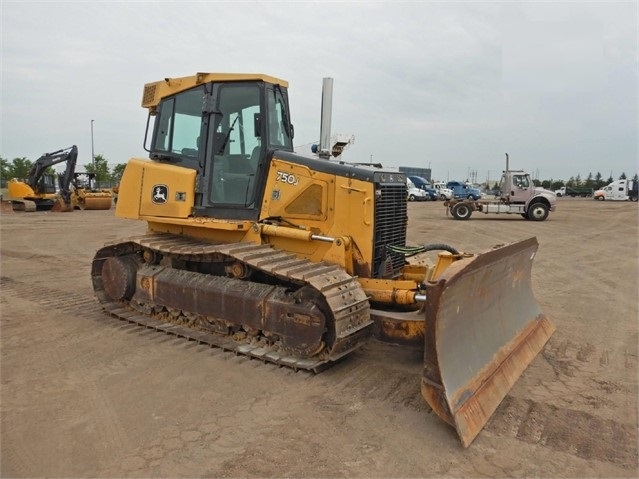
[71,173,113,210]
[91,73,555,447]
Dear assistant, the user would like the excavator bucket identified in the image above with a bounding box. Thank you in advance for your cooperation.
[51,198,74,212]
[421,237,555,447]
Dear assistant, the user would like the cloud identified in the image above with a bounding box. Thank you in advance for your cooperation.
[1,1,636,182]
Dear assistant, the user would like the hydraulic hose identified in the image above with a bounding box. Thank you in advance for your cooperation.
[386,243,460,257]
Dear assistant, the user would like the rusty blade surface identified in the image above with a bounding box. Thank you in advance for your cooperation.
[421,237,555,447]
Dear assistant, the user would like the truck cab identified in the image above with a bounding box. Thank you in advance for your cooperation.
[500,171,533,204]
[432,182,453,200]
[594,179,639,201]
[446,181,482,200]
[499,170,556,209]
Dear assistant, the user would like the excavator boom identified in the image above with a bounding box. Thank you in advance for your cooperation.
[7,145,77,212]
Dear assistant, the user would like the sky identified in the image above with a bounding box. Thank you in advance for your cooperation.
[1,1,637,184]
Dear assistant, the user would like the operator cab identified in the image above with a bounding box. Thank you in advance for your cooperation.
[35,175,58,195]
[146,78,294,219]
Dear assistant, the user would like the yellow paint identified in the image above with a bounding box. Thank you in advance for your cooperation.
[115,158,196,219]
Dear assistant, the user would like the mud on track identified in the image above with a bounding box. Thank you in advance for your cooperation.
[1,198,637,478]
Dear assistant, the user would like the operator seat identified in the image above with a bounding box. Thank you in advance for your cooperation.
[249,146,261,172]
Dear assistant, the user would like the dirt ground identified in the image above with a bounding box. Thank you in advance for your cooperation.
[1,198,637,478]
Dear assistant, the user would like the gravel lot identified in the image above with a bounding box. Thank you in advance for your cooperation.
[1,197,637,478]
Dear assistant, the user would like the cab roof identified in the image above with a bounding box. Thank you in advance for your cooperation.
[142,72,289,109]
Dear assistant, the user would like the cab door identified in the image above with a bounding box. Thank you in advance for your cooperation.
[509,174,531,203]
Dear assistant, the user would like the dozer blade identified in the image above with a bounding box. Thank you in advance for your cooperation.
[421,237,555,447]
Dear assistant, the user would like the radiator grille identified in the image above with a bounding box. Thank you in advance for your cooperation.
[373,183,408,278]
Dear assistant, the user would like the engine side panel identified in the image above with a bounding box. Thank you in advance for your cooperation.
[116,158,196,219]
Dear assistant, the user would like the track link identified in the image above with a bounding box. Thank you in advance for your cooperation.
[91,233,373,373]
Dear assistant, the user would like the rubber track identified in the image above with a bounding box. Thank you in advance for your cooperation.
[92,233,373,373]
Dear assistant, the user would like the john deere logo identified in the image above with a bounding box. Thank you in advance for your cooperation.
[152,185,168,204]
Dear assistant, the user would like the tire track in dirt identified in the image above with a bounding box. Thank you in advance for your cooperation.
[0,276,138,475]
[490,396,637,467]
[2,267,637,470]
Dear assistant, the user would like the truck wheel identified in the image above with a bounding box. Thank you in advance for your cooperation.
[596,196,605,201]
[630,196,638,202]
[409,194,416,201]
[527,203,549,221]
[451,202,473,220]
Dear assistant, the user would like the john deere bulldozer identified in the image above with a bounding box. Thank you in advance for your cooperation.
[91,73,555,447]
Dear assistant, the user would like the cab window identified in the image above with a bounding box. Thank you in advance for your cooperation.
[210,83,262,206]
[267,88,293,150]
[513,175,529,188]
[152,86,204,158]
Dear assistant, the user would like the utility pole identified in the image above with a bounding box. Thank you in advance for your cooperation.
[91,119,95,172]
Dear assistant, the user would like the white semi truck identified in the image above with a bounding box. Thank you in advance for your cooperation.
[593,179,638,202]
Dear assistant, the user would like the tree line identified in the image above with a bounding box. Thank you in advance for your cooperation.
[0,154,126,188]
[533,171,638,192]
[1,152,637,193]
[475,171,637,192]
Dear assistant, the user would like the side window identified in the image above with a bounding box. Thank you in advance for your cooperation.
[267,89,293,149]
[514,175,529,188]
[153,98,174,152]
[152,87,204,157]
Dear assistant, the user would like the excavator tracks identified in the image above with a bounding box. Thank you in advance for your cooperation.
[91,233,373,373]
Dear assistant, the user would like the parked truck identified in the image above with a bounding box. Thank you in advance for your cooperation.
[446,181,482,200]
[406,178,428,201]
[445,154,557,221]
[554,186,593,197]
[593,179,638,201]
[432,181,454,200]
